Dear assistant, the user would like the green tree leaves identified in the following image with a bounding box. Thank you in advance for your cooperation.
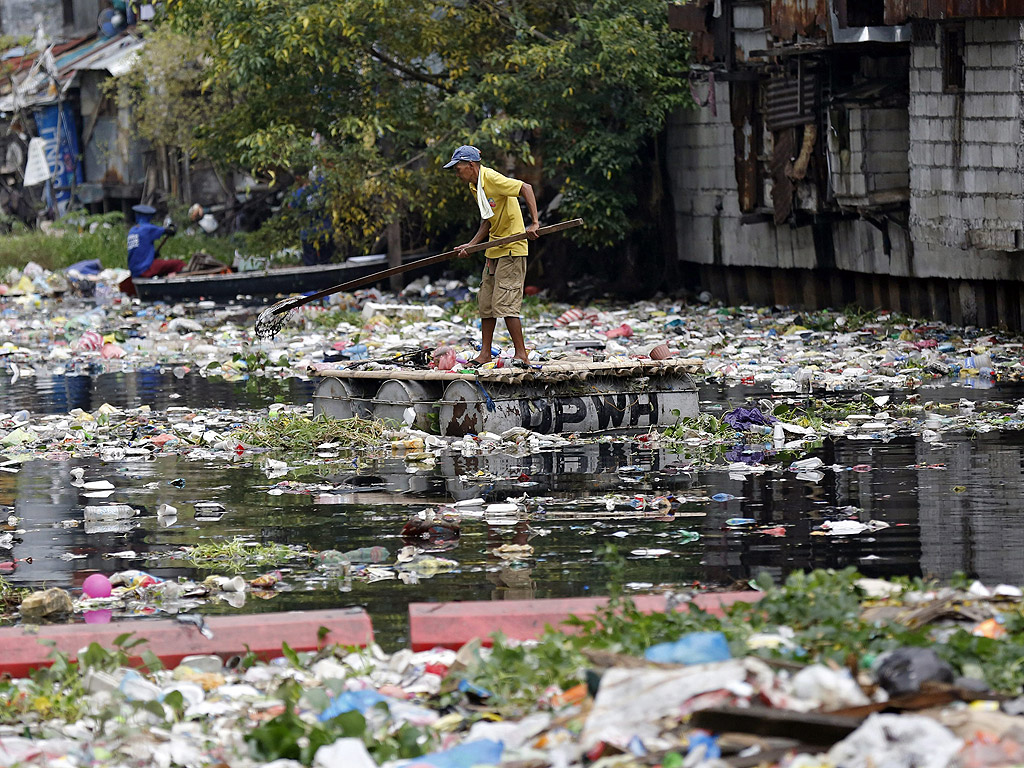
[158,0,691,252]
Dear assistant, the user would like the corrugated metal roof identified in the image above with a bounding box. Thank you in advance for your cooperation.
[70,35,145,76]
[0,33,143,112]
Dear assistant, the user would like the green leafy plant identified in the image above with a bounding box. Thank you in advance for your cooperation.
[246,677,435,765]
[232,413,389,452]
[0,633,156,725]
[455,559,1024,707]
[0,575,28,614]
[180,537,305,572]
[163,0,692,265]
[661,413,737,442]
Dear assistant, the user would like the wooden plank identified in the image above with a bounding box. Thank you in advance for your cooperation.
[311,359,704,382]
[689,705,863,746]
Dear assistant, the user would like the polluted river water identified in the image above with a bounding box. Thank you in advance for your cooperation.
[3,365,1023,647]
[4,269,1024,647]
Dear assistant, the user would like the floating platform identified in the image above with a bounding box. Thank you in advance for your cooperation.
[311,360,699,436]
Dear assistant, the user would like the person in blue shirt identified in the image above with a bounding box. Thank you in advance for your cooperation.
[290,175,336,266]
[127,204,183,278]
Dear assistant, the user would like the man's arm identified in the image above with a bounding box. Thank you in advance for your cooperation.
[456,219,491,258]
[519,182,540,239]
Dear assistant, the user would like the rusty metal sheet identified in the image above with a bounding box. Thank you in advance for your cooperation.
[886,0,1024,23]
[731,81,761,213]
[772,128,796,225]
[771,0,829,40]
[668,1,717,62]
[667,1,712,32]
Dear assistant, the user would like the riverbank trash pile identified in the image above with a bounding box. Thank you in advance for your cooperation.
[7,262,1024,764]
[0,260,1022,453]
[0,260,1018,394]
[5,570,1024,766]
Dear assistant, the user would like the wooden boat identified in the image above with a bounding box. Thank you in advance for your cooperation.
[126,253,434,302]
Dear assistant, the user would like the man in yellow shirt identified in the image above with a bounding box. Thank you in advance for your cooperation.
[445,145,540,367]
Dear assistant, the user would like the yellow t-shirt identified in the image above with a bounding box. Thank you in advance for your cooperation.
[473,166,527,259]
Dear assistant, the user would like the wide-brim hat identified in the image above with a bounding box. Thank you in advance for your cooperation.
[131,204,156,216]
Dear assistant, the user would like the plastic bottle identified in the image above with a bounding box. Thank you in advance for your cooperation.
[711,493,736,502]
[964,353,991,370]
[83,504,136,522]
[342,546,390,563]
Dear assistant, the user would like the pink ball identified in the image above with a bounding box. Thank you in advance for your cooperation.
[83,573,112,599]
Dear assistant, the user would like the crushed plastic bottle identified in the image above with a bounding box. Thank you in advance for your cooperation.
[19,587,73,619]
[83,504,137,522]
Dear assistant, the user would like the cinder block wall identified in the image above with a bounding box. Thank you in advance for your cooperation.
[830,107,910,203]
[909,18,1024,272]
[666,82,819,271]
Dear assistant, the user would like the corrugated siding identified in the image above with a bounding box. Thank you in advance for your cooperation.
[765,72,818,130]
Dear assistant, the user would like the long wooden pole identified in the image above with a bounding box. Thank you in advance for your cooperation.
[265,218,584,317]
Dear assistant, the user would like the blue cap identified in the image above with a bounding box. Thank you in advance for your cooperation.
[131,204,156,216]
[443,145,481,168]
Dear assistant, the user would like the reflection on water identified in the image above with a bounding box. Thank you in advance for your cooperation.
[0,368,313,414]
[3,372,1024,646]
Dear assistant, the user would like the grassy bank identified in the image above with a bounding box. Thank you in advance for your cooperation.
[0,214,244,274]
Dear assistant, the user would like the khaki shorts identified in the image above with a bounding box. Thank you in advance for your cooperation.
[478,253,526,318]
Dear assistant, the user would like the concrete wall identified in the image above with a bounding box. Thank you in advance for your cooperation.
[829,107,910,205]
[668,81,901,274]
[1,0,100,40]
[666,21,1024,328]
[909,19,1024,269]
[1,0,64,39]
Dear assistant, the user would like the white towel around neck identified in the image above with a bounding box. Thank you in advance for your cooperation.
[475,168,494,220]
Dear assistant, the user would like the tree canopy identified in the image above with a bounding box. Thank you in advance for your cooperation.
[160,0,692,257]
